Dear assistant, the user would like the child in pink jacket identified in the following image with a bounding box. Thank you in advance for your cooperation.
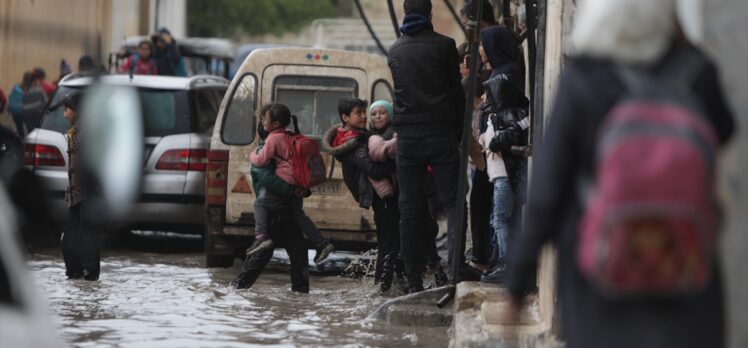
[367,100,398,198]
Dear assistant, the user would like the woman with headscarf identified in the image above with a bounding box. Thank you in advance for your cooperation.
[505,0,734,347]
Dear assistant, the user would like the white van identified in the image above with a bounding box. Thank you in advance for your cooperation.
[204,48,393,266]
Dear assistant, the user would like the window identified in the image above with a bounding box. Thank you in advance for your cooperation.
[191,88,226,134]
[273,76,357,138]
[41,86,189,137]
[221,73,257,145]
[40,86,79,133]
[139,89,190,137]
[371,79,393,103]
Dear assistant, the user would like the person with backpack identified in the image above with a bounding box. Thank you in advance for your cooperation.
[21,73,48,134]
[245,103,334,264]
[322,98,401,292]
[505,0,735,347]
[151,28,186,77]
[31,68,56,97]
[118,40,157,75]
[7,73,28,137]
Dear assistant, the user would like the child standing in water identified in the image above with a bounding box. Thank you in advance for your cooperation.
[246,104,334,264]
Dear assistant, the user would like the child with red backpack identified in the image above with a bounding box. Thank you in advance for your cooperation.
[246,103,334,264]
[118,40,158,75]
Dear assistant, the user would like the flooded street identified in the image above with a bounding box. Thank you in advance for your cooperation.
[28,242,448,348]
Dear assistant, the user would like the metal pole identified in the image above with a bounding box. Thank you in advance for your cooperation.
[386,0,401,38]
[154,0,161,31]
[526,0,537,149]
[437,0,483,309]
[353,0,388,56]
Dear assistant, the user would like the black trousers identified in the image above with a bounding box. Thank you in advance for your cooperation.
[372,193,401,282]
[470,168,493,265]
[61,202,100,278]
[396,125,459,287]
[231,208,310,293]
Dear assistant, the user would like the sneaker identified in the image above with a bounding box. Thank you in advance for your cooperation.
[433,266,449,287]
[480,265,506,284]
[469,260,491,273]
[246,238,274,258]
[313,241,335,264]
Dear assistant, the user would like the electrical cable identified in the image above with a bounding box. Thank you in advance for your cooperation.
[443,0,466,34]
[386,0,401,38]
[353,0,388,56]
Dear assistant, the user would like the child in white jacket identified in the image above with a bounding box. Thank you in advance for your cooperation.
[480,117,514,272]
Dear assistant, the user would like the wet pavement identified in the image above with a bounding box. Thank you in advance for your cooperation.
[28,241,448,348]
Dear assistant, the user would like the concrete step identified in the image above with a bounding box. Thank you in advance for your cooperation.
[368,286,453,327]
[451,282,562,348]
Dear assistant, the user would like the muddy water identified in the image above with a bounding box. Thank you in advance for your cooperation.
[29,248,448,347]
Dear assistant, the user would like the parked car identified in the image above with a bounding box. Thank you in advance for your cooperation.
[24,73,229,234]
[204,47,394,267]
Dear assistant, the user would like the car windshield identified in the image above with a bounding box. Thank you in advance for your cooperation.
[41,86,190,137]
[273,76,357,138]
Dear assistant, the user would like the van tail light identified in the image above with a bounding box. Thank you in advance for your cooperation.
[24,143,65,167]
[206,150,229,205]
[155,149,208,171]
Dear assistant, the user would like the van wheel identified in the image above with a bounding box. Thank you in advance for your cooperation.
[206,254,234,268]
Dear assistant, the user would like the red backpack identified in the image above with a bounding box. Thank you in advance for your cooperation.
[577,48,719,298]
[286,128,326,190]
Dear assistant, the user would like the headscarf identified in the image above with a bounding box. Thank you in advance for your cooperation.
[368,100,393,120]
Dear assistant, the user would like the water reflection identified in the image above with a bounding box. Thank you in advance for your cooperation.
[29,250,447,347]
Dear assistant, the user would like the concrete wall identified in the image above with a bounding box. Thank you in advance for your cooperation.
[701,1,748,347]
[149,0,185,38]
[0,0,111,91]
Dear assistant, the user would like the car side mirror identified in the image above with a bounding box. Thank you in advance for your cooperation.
[80,84,143,220]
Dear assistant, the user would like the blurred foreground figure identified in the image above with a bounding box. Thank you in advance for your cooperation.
[59,93,100,281]
[506,0,735,347]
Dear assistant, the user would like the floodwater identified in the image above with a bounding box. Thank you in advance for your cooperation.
[28,242,449,348]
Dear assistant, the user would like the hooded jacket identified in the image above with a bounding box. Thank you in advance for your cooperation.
[388,14,466,130]
[322,126,395,209]
[481,26,524,91]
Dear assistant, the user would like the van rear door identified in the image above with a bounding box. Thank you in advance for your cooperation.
[266,66,375,233]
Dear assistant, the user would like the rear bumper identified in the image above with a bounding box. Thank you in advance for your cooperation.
[221,224,377,243]
[46,191,205,228]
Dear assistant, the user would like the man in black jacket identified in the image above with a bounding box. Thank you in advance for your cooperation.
[388,0,466,293]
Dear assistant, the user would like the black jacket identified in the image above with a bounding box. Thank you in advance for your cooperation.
[388,25,465,129]
[506,43,734,348]
[483,66,530,194]
[322,126,395,209]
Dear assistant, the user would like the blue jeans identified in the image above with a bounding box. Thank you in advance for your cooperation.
[491,177,513,262]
